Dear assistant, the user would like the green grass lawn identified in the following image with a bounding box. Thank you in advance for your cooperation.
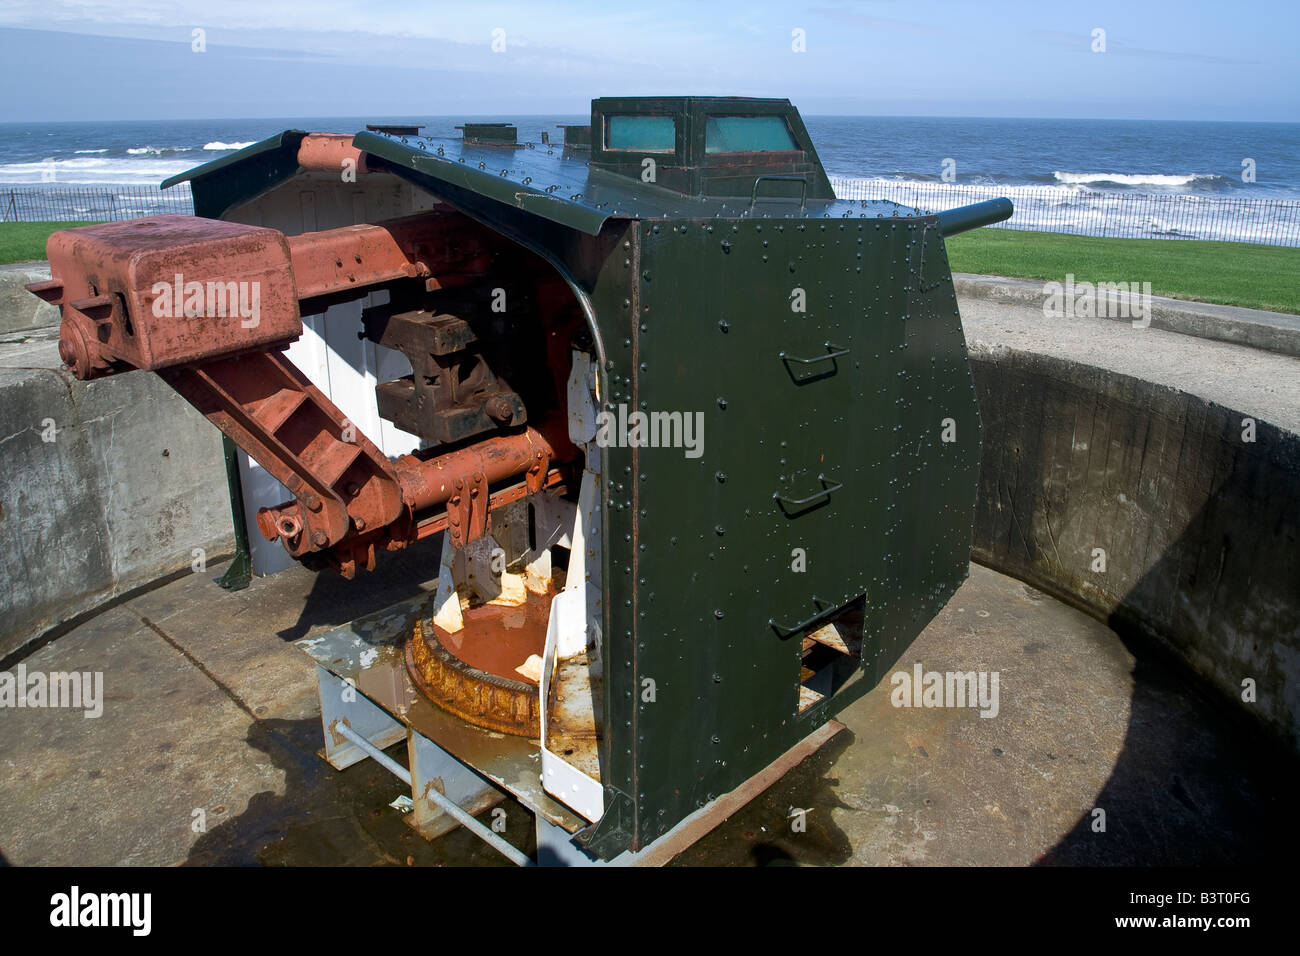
[946,228,1300,315]
[0,221,100,265]
[3,220,1297,315]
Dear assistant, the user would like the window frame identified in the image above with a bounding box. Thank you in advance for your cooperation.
[601,113,679,154]
[702,114,802,157]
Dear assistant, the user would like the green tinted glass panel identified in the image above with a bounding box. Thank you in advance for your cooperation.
[605,115,676,151]
[705,115,798,154]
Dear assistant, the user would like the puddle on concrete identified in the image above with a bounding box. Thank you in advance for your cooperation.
[183,717,527,867]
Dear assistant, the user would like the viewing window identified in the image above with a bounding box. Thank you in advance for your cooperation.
[604,114,676,152]
[705,115,799,154]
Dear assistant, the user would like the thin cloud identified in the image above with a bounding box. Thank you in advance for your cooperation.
[1030,29,1256,65]
[808,5,949,37]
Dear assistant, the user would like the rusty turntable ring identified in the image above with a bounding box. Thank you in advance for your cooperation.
[406,615,542,738]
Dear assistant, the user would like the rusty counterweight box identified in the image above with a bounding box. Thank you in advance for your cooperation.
[34,216,301,378]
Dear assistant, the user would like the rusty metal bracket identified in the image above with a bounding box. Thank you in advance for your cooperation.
[162,350,404,557]
[525,446,551,495]
[446,470,491,548]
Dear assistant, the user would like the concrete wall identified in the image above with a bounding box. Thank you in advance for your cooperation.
[0,264,59,335]
[0,267,233,660]
[968,345,1299,751]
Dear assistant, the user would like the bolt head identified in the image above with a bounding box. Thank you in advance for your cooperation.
[484,395,514,422]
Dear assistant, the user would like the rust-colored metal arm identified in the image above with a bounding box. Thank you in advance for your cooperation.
[29,212,569,577]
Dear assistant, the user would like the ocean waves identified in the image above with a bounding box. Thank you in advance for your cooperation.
[1052,171,1226,188]
[828,176,1300,247]
[821,169,1236,193]
[0,141,254,185]
[0,155,197,184]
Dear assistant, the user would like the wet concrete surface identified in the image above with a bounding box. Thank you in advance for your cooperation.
[0,544,1293,866]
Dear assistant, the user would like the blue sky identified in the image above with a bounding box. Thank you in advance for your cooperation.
[0,0,1295,121]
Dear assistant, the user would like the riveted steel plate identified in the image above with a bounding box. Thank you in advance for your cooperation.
[593,215,981,848]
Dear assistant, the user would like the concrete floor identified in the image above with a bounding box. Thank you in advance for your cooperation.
[0,540,1292,866]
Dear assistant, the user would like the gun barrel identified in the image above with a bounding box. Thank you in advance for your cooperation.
[936,197,1013,237]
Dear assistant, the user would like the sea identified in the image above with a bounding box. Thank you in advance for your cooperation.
[1,115,1297,243]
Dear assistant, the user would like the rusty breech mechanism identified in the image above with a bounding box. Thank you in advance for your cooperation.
[28,211,574,579]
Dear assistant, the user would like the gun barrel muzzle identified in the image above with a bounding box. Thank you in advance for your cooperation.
[936,197,1014,237]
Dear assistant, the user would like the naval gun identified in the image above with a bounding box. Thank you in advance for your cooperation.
[29,96,1011,864]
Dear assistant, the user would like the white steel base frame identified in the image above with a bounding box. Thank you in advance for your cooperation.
[315,667,522,862]
[314,664,846,867]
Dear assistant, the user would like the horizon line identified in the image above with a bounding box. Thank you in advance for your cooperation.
[2,113,1298,126]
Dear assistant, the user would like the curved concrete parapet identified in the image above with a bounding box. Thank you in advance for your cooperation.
[958,287,1300,753]
[0,324,233,661]
[0,264,59,336]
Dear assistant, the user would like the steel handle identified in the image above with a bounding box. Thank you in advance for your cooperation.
[769,597,831,637]
[750,175,807,211]
[779,341,849,365]
[773,473,843,508]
